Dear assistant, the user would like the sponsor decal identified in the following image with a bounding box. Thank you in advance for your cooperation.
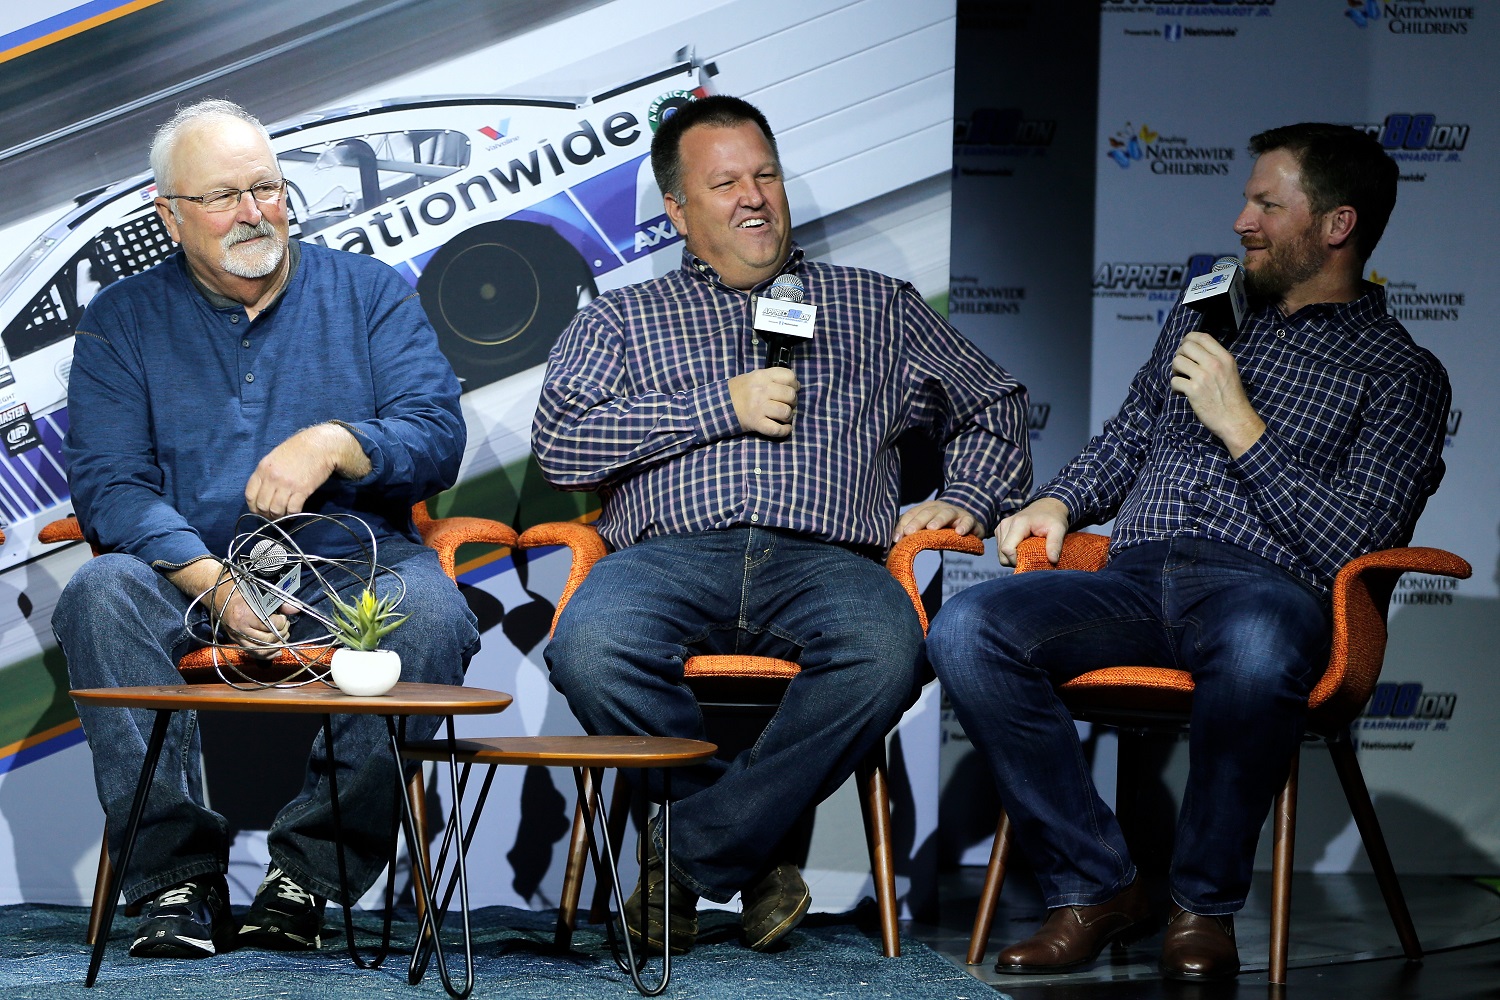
[1027,403,1050,439]
[0,403,39,456]
[1358,681,1456,734]
[1345,0,1474,34]
[1348,114,1468,163]
[950,277,1027,315]
[647,89,705,132]
[1391,575,1460,606]
[1093,253,1219,294]
[477,118,520,151]
[0,366,13,390]
[478,119,511,140]
[1105,123,1235,175]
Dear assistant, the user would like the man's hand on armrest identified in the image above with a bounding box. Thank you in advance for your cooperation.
[995,497,1070,567]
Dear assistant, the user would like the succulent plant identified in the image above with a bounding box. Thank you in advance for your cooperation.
[328,587,408,652]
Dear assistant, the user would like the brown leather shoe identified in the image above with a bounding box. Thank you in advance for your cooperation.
[995,878,1151,974]
[1160,905,1239,981]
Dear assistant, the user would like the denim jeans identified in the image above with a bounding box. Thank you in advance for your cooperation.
[545,527,923,903]
[53,540,478,906]
[927,537,1329,915]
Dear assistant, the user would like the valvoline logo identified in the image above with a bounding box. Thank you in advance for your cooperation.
[478,119,511,141]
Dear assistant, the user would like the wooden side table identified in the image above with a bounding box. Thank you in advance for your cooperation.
[402,734,717,996]
[70,682,511,999]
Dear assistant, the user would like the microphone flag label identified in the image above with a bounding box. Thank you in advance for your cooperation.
[752,296,817,339]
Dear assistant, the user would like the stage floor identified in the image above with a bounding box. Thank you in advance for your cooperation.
[911,869,1500,998]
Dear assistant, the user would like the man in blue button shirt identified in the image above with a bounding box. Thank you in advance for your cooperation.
[927,123,1450,981]
[52,99,478,959]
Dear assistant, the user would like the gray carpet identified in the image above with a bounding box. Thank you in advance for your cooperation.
[0,904,985,999]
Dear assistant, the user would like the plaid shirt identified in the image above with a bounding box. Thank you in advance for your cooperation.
[533,246,1032,552]
[1038,282,1450,596]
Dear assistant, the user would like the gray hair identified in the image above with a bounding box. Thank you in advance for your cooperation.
[150,98,273,210]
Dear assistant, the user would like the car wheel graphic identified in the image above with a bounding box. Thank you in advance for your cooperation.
[417,220,596,392]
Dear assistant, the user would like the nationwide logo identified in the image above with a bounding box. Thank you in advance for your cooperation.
[1360,681,1456,735]
[1344,0,1473,34]
[950,277,1026,315]
[1105,123,1234,175]
[1133,22,1238,39]
[306,110,648,255]
[1349,114,1469,163]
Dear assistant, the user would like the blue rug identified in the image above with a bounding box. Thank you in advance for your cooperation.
[0,904,987,999]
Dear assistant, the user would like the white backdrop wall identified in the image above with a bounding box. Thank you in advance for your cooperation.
[0,0,959,914]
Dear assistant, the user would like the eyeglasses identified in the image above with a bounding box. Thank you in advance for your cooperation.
[160,178,286,213]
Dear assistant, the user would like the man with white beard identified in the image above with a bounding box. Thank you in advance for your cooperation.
[52,99,477,959]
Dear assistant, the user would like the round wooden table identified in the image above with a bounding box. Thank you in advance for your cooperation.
[71,682,511,998]
[401,734,718,996]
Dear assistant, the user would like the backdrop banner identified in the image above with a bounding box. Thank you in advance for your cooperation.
[0,0,960,914]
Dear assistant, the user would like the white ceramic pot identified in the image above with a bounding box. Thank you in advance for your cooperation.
[329,648,402,697]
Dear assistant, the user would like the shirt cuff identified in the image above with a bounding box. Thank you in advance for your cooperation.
[1033,481,1087,524]
[936,485,997,535]
[1227,428,1291,496]
[690,380,742,444]
[330,419,384,486]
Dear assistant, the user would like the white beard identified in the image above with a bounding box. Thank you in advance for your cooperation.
[220,221,285,279]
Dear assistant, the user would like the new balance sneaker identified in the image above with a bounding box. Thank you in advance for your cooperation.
[237,866,326,951]
[129,875,234,958]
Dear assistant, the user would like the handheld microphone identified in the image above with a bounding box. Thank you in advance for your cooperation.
[755,274,815,368]
[1181,256,1247,339]
[242,538,300,618]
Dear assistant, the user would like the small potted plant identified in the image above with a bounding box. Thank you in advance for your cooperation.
[328,587,408,696]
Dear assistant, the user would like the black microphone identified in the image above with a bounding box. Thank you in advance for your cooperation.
[758,273,807,368]
[1181,256,1247,339]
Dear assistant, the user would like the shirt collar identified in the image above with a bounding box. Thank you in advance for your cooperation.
[181,237,301,314]
[679,242,806,293]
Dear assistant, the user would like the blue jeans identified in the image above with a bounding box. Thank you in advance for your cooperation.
[545,527,923,903]
[927,537,1328,915]
[53,540,478,906]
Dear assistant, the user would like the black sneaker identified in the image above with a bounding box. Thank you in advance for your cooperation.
[237,866,326,950]
[129,876,234,958]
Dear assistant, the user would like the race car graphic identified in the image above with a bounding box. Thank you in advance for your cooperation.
[0,55,711,540]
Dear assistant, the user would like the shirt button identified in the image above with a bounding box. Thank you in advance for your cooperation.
[245,373,255,383]
[231,315,240,324]
[241,339,250,348]
[753,467,762,475]
[750,513,760,522]
[1276,328,1286,339]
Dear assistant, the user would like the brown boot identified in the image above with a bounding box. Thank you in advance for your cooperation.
[995,878,1151,974]
[1160,905,1239,981]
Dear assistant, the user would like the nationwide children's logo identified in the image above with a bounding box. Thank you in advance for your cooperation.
[1367,270,1466,323]
[1345,0,1473,34]
[1106,123,1157,168]
[1105,123,1234,175]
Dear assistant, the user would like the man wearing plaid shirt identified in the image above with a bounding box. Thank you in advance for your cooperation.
[533,95,1031,953]
[928,124,1450,981]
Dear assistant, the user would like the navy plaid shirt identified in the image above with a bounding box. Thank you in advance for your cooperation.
[1038,282,1450,596]
[533,246,1032,552]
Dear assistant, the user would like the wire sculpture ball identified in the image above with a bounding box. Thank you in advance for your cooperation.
[184,512,407,689]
